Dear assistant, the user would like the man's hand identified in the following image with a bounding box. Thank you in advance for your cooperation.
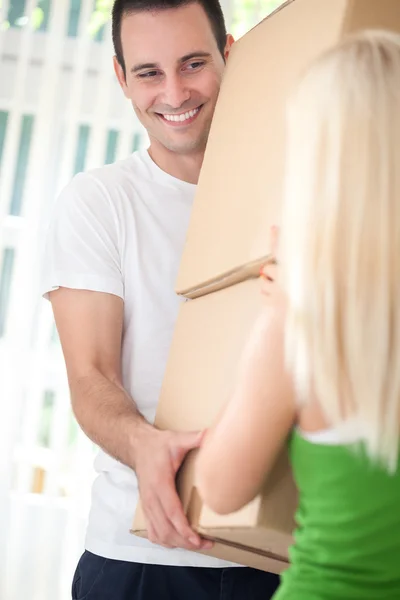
[134,425,213,551]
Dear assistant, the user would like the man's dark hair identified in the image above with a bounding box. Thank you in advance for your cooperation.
[112,0,227,78]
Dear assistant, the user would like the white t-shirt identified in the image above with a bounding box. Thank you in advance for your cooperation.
[42,149,238,567]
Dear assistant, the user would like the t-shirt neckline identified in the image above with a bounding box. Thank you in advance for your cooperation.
[139,148,197,192]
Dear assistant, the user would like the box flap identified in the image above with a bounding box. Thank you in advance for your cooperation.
[178,255,272,299]
[176,0,400,297]
[176,0,346,295]
[131,521,288,573]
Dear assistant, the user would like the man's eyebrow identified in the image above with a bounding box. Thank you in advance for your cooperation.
[180,51,212,63]
[131,62,159,74]
[131,52,212,74]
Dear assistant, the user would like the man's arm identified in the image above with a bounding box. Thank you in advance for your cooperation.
[51,287,212,551]
[51,287,148,467]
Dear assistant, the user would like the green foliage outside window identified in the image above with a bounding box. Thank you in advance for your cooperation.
[1,0,286,39]
[232,0,284,38]
[0,0,49,31]
[89,0,285,39]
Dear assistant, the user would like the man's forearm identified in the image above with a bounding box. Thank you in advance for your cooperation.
[69,369,152,469]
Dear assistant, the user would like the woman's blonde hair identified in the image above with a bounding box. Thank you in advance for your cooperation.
[281,30,400,471]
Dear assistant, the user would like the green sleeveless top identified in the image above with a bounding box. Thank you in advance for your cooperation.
[273,429,400,600]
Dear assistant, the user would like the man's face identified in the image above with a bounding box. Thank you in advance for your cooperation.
[114,3,232,155]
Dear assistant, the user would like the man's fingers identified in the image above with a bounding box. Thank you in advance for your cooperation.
[147,521,173,549]
[161,482,201,546]
[143,493,174,548]
[160,479,213,550]
[138,430,214,551]
[144,478,210,550]
[198,537,214,550]
[169,430,205,471]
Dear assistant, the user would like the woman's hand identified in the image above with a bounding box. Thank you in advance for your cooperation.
[260,226,282,301]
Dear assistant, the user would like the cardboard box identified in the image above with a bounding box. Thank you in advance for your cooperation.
[132,280,298,573]
[133,0,400,571]
[176,0,400,298]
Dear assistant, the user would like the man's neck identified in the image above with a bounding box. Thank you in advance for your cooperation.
[148,143,204,184]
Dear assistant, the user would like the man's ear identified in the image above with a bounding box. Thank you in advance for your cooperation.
[224,34,235,61]
[113,56,130,99]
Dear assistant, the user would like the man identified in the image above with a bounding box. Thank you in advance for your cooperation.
[42,0,280,598]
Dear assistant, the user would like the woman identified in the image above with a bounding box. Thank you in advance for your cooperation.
[195,30,400,600]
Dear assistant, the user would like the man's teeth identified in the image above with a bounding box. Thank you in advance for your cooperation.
[163,108,199,122]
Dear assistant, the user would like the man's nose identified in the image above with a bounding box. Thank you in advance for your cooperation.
[162,74,191,110]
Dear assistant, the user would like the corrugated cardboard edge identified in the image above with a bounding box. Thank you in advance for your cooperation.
[176,254,274,299]
[196,532,289,565]
[130,527,289,574]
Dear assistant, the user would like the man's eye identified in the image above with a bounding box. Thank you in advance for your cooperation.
[187,61,204,70]
[138,71,159,79]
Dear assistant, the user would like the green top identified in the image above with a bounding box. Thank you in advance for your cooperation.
[273,429,400,600]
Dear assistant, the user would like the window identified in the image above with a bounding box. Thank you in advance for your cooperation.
[37,389,56,448]
[132,132,142,153]
[88,0,110,42]
[36,0,51,32]
[67,0,81,37]
[6,0,26,28]
[68,0,107,40]
[6,0,52,32]
[73,124,91,175]
[9,114,35,216]
[0,248,15,337]
[104,129,119,165]
[0,111,9,166]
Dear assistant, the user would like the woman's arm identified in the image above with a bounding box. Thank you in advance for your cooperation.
[195,297,295,515]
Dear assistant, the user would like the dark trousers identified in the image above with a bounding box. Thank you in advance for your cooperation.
[72,551,280,599]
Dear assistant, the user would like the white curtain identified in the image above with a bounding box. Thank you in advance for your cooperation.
[0,1,147,598]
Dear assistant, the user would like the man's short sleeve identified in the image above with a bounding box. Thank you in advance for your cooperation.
[41,172,124,300]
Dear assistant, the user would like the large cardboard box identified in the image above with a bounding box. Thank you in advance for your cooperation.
[132,280,297,572]
[133,0,400,572]
[176,0,400,298]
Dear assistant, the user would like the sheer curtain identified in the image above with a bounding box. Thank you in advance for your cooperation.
[0,2,146,598]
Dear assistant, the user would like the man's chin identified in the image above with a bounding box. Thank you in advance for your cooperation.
[160,135,208,155]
